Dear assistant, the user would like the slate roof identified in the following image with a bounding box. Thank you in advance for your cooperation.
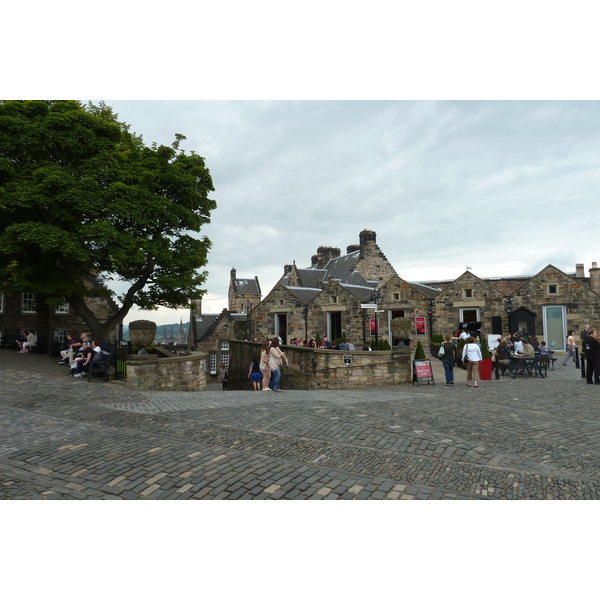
[232,277,261,295]
[284,287,322,304]
[321,250,361,283]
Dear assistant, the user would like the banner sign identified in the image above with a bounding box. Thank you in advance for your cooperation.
[413,359,435,386]
[369,318,379,336]
[415,316,426,335]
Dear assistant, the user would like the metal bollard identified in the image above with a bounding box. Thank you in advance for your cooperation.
[575,347,580,369]
[581,353,587,378]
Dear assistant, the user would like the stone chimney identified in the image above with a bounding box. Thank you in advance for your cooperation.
[576,263,585,278]
[589,263,600,293]
[230,267,237,281]
[190,298,202,318]
[283,264,293,275]
[315,246,341,269]
[346,244,360,254]
[311,255,319,268]
[359,229,377,259]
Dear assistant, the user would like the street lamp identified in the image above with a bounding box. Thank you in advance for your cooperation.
[369,289,384,349]
[427,298,435,340]
[504,296,512,334]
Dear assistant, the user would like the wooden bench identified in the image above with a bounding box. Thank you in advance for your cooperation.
[86,344,116,382]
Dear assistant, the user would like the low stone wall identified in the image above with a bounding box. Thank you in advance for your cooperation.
[228,341,411,390]
[126,351,207,391]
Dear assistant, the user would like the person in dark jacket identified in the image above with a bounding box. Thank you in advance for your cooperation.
[583,329,600,385]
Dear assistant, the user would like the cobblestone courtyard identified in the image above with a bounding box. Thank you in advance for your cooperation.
[1,349,598,500]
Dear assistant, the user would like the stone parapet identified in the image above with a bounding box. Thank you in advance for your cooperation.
[228,340,411,390]
[126,352,207,391]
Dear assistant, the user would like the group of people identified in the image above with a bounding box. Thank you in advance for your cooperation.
[16,330,37,353]
[57,332,103,377]
[439,334,483,387]
[219,336,290,392]
[440,330,554,386]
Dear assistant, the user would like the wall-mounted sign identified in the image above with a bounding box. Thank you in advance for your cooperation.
[415,316,426,335]
[413,359,435,385]
[370,318,379,336]
[343,354,352,366]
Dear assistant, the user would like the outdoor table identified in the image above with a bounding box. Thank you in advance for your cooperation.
[508,354,538,379]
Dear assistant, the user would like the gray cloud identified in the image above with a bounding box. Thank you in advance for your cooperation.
[105,100,600,324]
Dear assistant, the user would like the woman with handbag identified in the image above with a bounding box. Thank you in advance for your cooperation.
[260,339,272,391]
[462,336,483,387]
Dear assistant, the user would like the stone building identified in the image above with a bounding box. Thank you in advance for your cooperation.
[228,268,261,314]
[190,229,600,382]
[0,277,121,350]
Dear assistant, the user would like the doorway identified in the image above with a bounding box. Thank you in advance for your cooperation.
[328,311,342,343]
[543,305,566,351]
[275,313,288,345]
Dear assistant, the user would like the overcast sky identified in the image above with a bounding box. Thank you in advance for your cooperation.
[8,3,600,327]
[101,100,600,325]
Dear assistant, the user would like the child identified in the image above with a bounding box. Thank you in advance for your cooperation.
[248,357,262,391]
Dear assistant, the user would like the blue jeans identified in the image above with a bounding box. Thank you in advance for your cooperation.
[442,360,455,384]
[269,367,281,390]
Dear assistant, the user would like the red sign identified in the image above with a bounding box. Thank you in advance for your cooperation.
[415,316,426,335]
[370,318,379,336]
[413,359,435,385]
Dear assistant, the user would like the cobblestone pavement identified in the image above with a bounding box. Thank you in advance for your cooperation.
[0,349,597,500]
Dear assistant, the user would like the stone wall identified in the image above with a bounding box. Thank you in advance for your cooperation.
[126,351,207,391]
[227,341,411,390]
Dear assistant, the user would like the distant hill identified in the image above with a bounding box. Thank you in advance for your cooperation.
[122,322,190,343]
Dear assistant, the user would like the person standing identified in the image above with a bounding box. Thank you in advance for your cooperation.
[462,336,483,387]
[581,324,591,344]
[441,333,457,386]
[219,363,229,390]
[562,330,577,365]
[583,329,600,384]
[260,340,272,391]
[268,337,288,392]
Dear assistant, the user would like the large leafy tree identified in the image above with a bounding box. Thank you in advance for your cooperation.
[0,100,216,340]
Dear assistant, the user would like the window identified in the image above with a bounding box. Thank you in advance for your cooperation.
[21,292,37,314]
[464,288,473,298]
[0,293,4,314]
[330,295,338,304]
[55,302,69,314]
[392,292,400,302]
[548,284,558,295]
[220,340,229,351]
[54,328,69,342]
[221,353,230,368]
[209,352,217,375]
[278,299,284,307]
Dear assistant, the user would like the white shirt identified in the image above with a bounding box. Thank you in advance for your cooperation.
[459,331,469,340]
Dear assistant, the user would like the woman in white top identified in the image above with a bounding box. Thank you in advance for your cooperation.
[562,330,577,366]
[462,336,483,387]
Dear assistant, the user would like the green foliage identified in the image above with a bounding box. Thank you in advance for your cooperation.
[414,340,426,359]
[431,334,444,344]
[341,331,347,343]
[0,100,216,339]
[378,339,392,350]
[480,335,491,359]
[315,332,321,343]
